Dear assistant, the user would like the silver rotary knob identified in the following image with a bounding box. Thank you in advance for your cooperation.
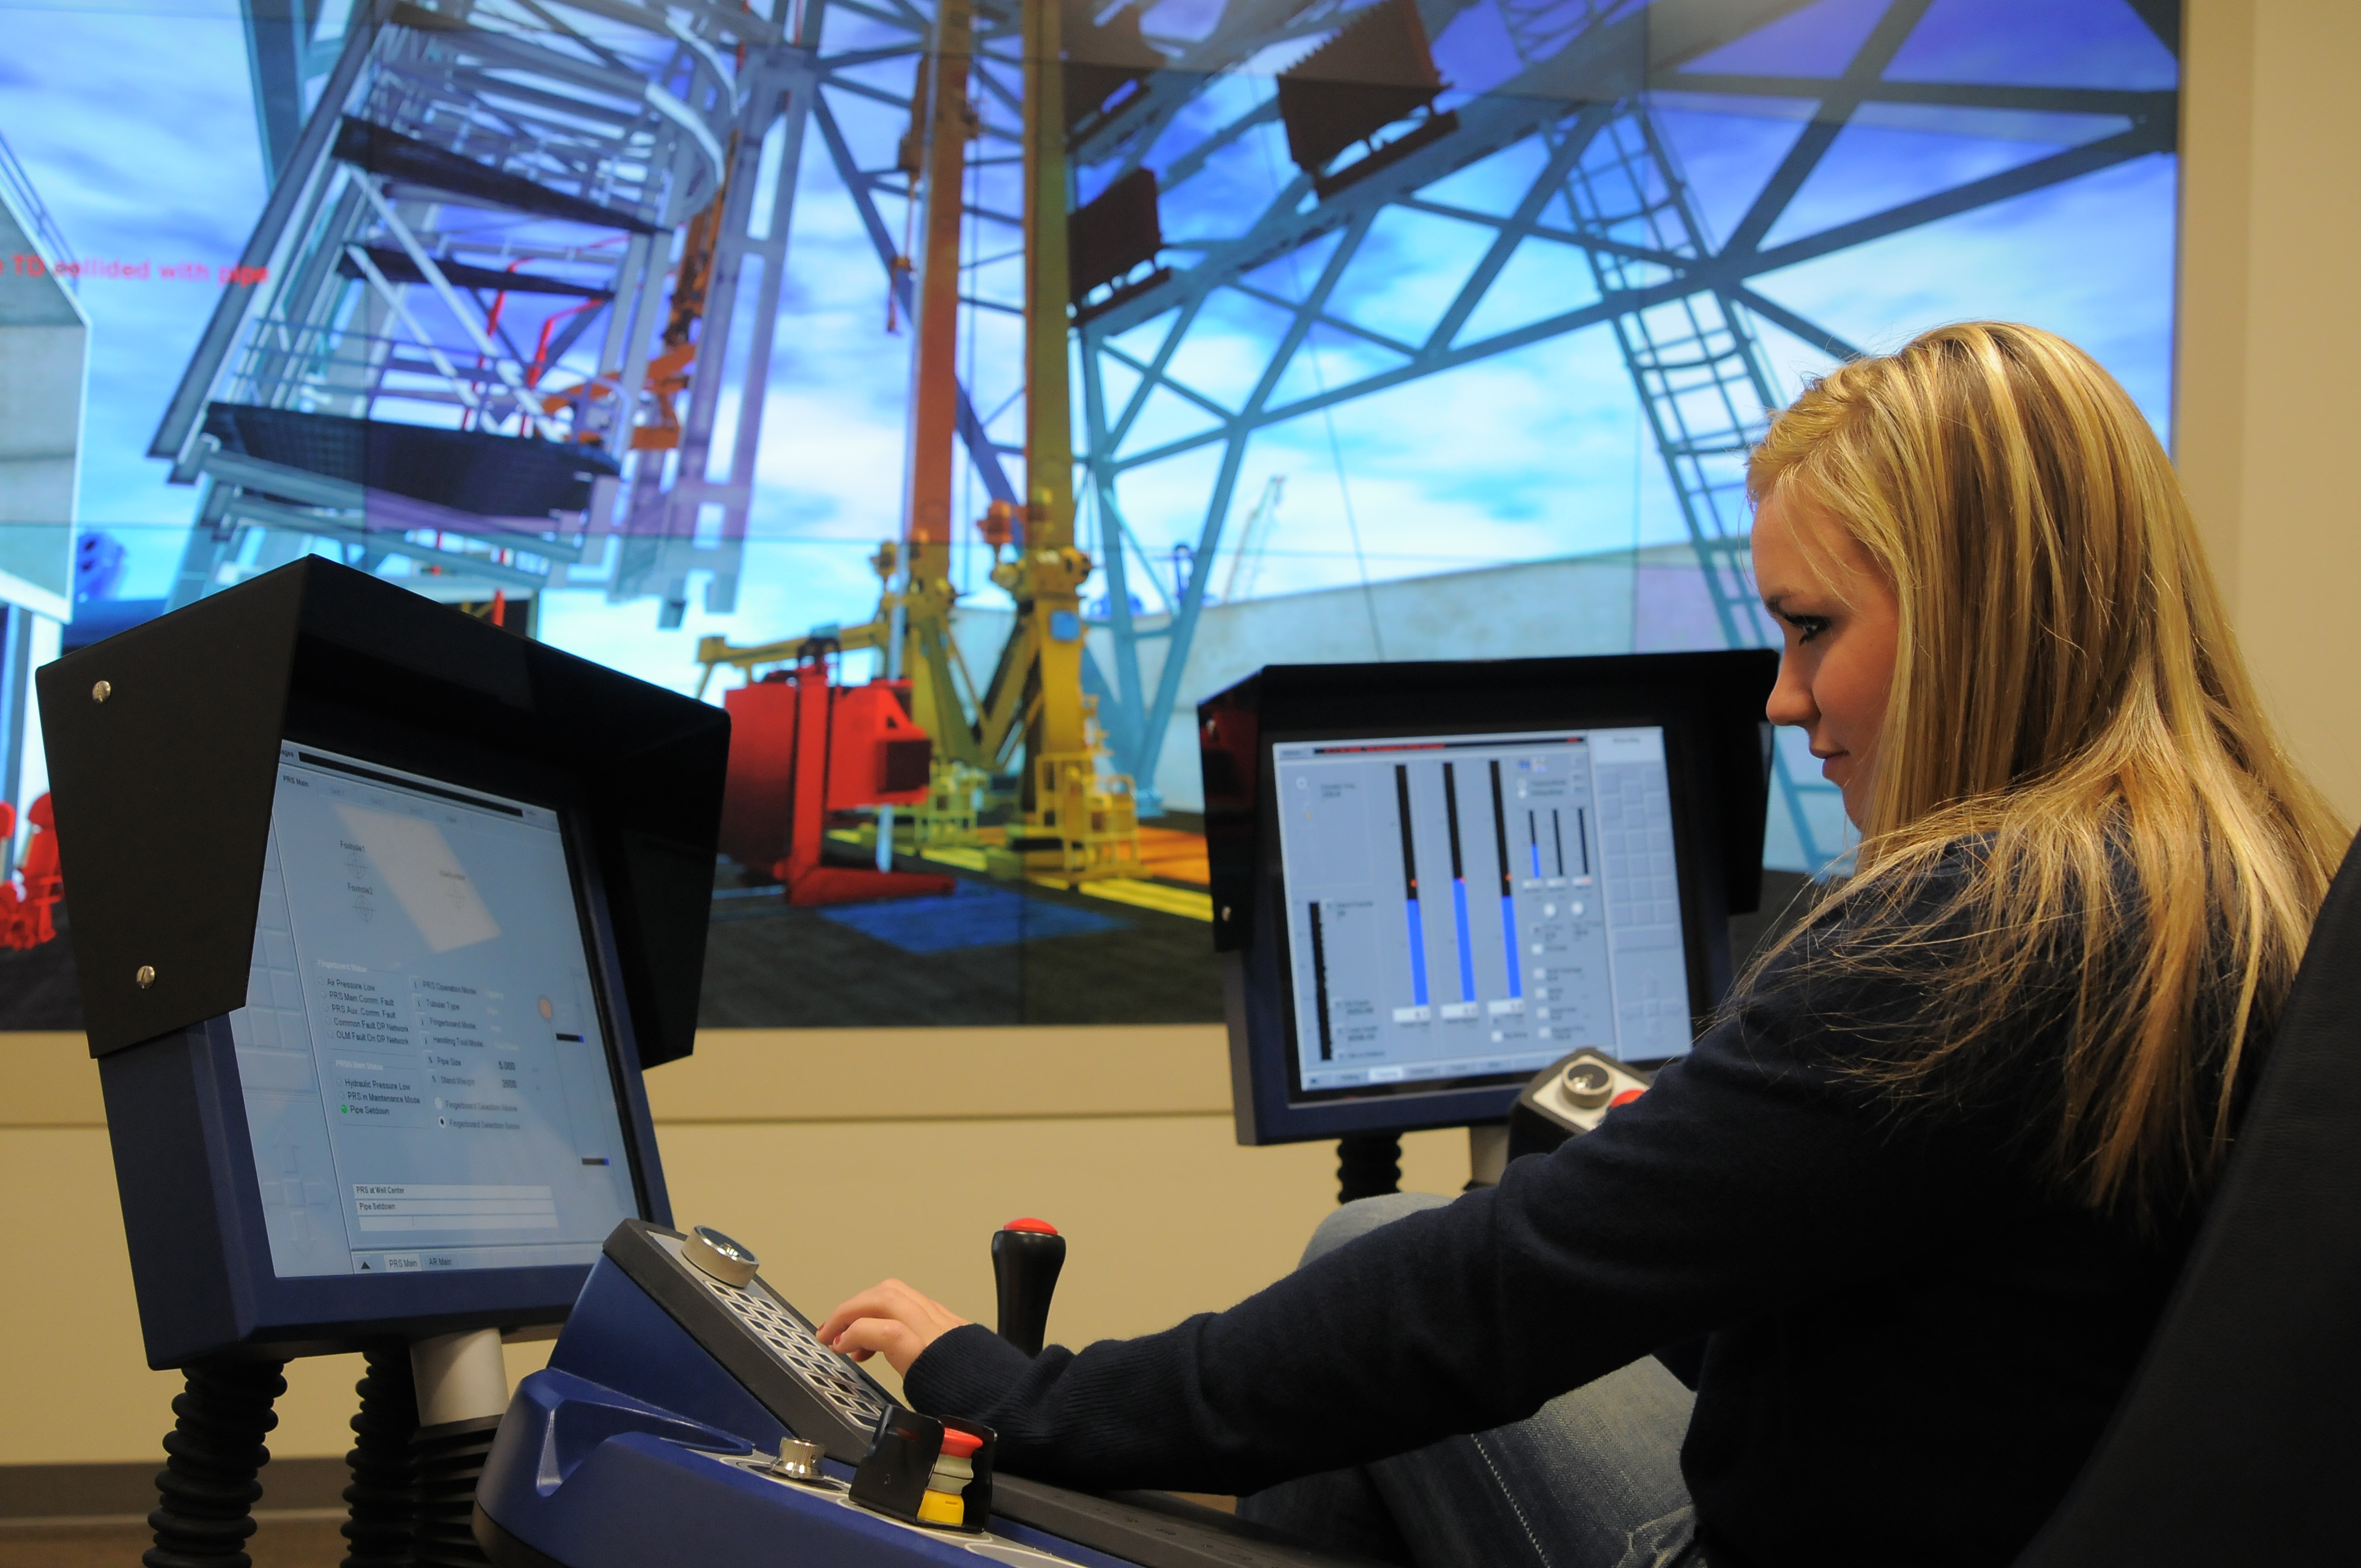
[770,1437,826,1482]
[1561,1059,1615,1110]
[682,1224,760,1287]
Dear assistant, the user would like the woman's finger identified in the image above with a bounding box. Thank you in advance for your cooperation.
[817,1279,972,1361]
[815,1283,914,1345]
[829,1314,948,1377]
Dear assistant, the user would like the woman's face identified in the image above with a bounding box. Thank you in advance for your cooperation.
[1751,487,1901,827]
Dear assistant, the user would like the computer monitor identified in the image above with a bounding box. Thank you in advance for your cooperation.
[231,741,640,1283]
[1201,653,1777,1146]
[42,559,726,1365]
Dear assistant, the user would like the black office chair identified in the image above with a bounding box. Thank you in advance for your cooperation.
[2012,836,2361,1565]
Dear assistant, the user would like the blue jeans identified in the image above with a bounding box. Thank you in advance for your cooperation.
[1235,1193,1706,1568]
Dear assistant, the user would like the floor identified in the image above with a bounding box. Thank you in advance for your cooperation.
[0,868,1813,1035]
[0,1511,346,1568]
[698,861,1225,1028]
[0,859,1232,1033]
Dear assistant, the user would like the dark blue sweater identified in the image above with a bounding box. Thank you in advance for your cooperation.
[906,886,2194,1567]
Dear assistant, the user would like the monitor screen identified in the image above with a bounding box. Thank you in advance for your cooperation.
[1272,726,1696,1099]
[227,742,639,1280]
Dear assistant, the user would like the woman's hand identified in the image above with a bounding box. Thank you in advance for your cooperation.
[817,1280,973,1378]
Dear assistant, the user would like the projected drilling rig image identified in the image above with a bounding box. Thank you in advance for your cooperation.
[138,0,2177,1022]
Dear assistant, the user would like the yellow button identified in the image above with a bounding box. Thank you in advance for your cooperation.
[917,1489,965,1527]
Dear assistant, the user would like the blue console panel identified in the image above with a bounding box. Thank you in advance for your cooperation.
[475,1238,1356,1568]
[476,1366,1134,1568]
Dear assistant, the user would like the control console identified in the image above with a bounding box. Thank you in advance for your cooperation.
[474,1219,1377,1568]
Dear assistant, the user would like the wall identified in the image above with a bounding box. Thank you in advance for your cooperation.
[2175,0,2361,823]
[5,0,2359,1470]
[0,1028,1469,1463]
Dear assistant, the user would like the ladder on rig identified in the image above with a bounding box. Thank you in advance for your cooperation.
[1505,4,1851,874]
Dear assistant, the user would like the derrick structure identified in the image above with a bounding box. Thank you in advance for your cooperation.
[157,0,809,623]
[194,0,2179,872]
[697,0,1151,881]
[1062,0,2178,869]
[710,0,2174,872]
[1499,2,1845,858]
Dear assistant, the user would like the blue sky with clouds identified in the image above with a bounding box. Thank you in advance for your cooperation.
[1,0,2178,699]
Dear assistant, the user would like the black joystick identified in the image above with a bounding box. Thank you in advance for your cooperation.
[991,1218,1066,1357]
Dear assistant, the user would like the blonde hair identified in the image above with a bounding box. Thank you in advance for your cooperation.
[1747,322,2347,1221]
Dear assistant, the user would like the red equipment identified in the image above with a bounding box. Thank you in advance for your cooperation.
[0,794,62,949]
[717,649,955,906]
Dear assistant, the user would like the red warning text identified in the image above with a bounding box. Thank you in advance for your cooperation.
[9,255,269,285]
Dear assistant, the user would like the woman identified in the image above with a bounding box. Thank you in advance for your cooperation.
[816,324,2347,1568]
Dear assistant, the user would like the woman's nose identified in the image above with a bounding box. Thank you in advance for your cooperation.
[1765,656,1816,731]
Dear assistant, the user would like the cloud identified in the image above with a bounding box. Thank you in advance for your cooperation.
[10,0,2180,701]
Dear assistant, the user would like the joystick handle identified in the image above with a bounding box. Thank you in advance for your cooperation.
[991,1218,1065,1357]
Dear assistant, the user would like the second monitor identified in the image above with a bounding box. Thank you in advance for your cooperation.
[1203,652,1780,1147]
[1276,723,1695,1098]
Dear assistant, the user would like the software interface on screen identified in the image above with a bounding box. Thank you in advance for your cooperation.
[1272,727,1696,1093]
[229,743,637,1280]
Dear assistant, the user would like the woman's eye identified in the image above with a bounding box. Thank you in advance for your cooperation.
[1786,614,1831,644]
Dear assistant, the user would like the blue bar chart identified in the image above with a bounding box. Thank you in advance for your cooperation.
[1272,726,1698,1093]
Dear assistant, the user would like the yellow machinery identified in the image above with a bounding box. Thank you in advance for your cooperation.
[695,0,1141,885]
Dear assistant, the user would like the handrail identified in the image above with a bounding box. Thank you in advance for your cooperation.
[146,0,390,469]
[0,124,77,286]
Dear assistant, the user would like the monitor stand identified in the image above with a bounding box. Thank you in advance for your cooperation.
[1334,1123,1510,1204]
[142,1333,514,1568]
[1468,1124,1508,1188]
[1334,1132,1401,1202]
[145,1358,288,1568]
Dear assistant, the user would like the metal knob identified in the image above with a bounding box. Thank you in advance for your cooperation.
[770,1437,826,1482]
[1561,1059,1614,1110]
[682,1224,760,1287]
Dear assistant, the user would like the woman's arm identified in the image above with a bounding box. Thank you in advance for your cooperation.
[819,952,1988,1496]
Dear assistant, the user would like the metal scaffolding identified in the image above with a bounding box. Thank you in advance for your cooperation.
[157,0,802,623]
[574,0,2174,863]
[1043,0,2175,866]
[181,0,2179,871]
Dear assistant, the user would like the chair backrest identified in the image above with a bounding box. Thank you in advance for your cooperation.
[2014,835,2361,1565]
